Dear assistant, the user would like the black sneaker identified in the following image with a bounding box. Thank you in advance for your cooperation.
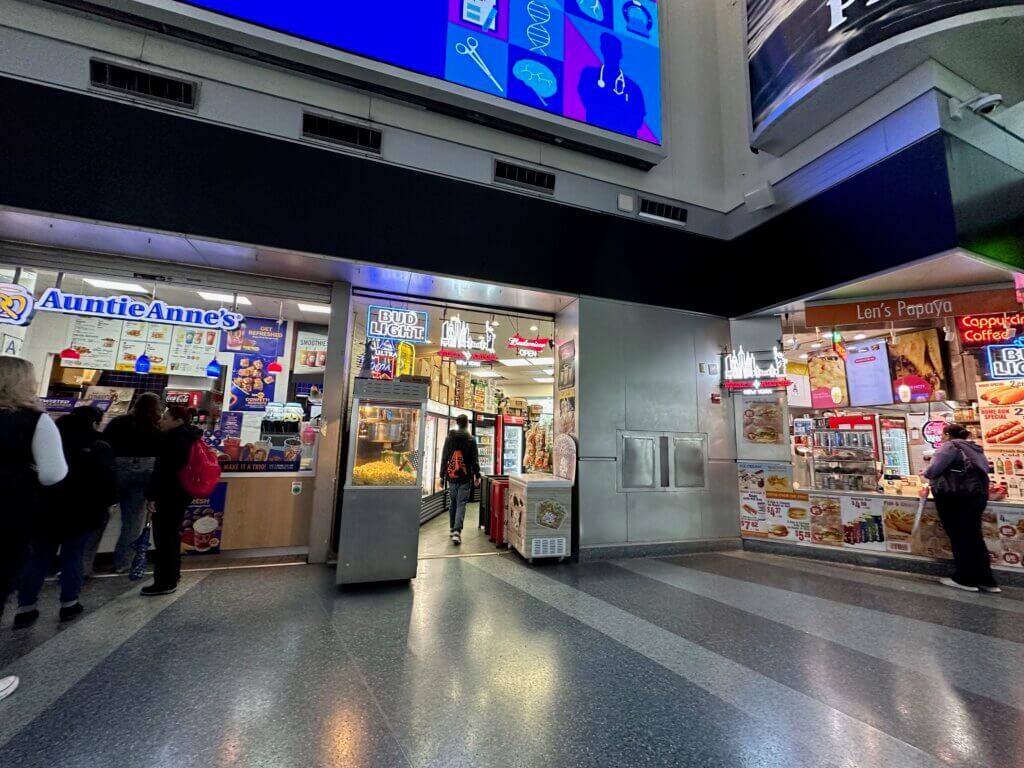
[140,583,177,596]
[13,609,40,630]
[59,603,84,622]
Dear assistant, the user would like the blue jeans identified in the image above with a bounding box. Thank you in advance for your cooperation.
[18,528,90,608]
[449,482,472,533]
[113,459,154,571]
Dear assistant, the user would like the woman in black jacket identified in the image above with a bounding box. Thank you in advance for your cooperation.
[141,406,201,596]
[14,406,115,628]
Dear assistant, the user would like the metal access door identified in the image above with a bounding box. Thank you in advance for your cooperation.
[616,431,708,492]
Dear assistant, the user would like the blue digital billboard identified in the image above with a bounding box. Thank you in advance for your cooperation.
[183,1,662,144]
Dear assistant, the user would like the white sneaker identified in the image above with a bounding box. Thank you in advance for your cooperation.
[0,675,19,701]
[939,577,979,593]
[452,532,462,545]
[979,585,1002,594]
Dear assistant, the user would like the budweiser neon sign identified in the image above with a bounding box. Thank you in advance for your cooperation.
[508,335,550,357]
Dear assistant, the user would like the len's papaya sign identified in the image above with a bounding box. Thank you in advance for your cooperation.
[805,289,1018,327]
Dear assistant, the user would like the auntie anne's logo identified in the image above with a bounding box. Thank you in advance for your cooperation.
[0,283,34,326]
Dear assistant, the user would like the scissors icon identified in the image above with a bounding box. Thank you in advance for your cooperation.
[455,37,504,93]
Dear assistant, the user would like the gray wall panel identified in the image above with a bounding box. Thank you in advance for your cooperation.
[703,460,740,539]
[693,315,735,460]
[627,491,703,543]
[578,297,624,458]
[578,459,627,546]
[624,305,697,434]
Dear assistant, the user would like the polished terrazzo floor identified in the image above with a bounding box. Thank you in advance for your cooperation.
[418,502,503,558]
[2,551,1023,767]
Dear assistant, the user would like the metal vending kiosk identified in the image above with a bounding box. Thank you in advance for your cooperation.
[337,378,427,585]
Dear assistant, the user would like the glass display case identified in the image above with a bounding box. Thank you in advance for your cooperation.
[810,429,878,492]
[349,402,422,487]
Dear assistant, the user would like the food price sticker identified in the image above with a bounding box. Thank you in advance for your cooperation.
[740,491,765,535]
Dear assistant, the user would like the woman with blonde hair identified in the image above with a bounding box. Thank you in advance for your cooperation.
[0,357,67,703]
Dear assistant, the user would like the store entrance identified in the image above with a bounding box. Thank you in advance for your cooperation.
[342,294,560,561]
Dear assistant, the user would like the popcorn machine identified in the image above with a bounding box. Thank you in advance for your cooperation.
[337,378,427,585]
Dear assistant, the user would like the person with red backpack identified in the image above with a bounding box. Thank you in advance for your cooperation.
[439,414,481,545]
[141,406,214,596]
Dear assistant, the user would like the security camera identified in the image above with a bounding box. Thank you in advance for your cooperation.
[949,93,1004,120]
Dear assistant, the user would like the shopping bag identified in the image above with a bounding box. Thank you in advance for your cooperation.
[129,522,151,581]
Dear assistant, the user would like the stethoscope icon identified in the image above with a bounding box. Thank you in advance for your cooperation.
[597,65,628,102]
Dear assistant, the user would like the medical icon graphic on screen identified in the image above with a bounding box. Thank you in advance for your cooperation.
[456,36,505,92]
[576,0,604,23]
[622,0,652,38]
[463,0,498,31]
[577,33,646,138]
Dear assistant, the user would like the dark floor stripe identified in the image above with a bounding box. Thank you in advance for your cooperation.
[542,560,1024,768]
[675,553,1024,642]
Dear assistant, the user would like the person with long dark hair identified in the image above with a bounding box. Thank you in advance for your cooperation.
[141,406,201,596]
[104,392,162,573]
[924,422,1000,593]
[14,406,116,628]
[0,357,68,701]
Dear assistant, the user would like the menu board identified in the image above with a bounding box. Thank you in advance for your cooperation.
[785,361,812,408]
[62,317,122,370]
[808,351,849,408]
[889,330,946,403]
[737,461,807,541]
[977,380,1024,451]
[65,316,220,377]
[740,395,784,445]
[839,495,886,551]
[167,326,221,377]
[845,339,894,407]
[808,495,843,547]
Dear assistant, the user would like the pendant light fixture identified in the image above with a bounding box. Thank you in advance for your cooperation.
[134,353,151,374]
[267,300,284,374]
[267,359,283,374]
[206,358,222,378]
[59,346,81,361]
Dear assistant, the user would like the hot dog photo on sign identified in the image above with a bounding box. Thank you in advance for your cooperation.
[977,381,1024,449]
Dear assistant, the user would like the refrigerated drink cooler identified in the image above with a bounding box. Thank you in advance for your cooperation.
[337,378,427,585]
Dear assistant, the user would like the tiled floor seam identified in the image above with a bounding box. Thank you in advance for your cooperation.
[466,555,946,768]
[0,572,209,748]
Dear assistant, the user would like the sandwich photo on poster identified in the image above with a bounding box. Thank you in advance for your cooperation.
[807,351,849,408]
[889,330,946,403]
[978,380,1024,450]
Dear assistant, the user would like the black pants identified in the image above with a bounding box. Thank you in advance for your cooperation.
[0,523,30,621]
[934,494,997,588]
[152,498,189,588]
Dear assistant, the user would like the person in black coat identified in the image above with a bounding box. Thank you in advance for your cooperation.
[439,414,481,545]
[141,406,201,596]
[14,406,115,628]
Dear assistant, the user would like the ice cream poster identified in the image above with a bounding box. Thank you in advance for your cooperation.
[181,482,227,555]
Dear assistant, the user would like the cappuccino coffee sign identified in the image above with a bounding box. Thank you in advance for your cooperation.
[365,305,428,344]
[746,0,1024,130]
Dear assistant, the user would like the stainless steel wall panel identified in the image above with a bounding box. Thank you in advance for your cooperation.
[693,316,735,460]
[621,436,656,489]
[578,297,624,458]
[578,459,627,546]
[702,460,740,539]
[624,305,698,434]
[673,437,706,488]
[627,491,703,543]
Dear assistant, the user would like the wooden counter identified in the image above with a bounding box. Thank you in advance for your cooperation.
[221,475,316,551]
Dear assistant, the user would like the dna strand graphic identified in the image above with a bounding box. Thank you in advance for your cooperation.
[526,0,552,56]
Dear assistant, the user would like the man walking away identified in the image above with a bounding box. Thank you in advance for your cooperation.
[440,414,481,545]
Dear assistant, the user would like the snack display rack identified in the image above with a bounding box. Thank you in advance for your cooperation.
[809,429,878,492]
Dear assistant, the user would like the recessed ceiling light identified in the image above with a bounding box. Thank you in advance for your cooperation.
[543,368,554,375]
[83,278,148,293]
[197,291,252,306]
[529,357,554,366]
[533,377,555,383]
[472,371,503,378]
[799,353,809,359]
[811,342,822,349]
[529,325,539,332]
[500,358,533,367]
[297,303,331,314]
[854,333,867,341]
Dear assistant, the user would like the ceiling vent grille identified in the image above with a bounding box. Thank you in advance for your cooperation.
[639,197,689,227]
[493,160,556,194]
[302,113,382,154]
[89,60,196,109]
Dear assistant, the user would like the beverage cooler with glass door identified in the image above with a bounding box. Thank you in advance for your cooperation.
[337,378,427,585]
[474,413,496,476]
[419,401,450,522]
[496,415,525,475]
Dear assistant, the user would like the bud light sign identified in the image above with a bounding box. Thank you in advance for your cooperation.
[366,306,428,344]
[987,342,1024,380]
